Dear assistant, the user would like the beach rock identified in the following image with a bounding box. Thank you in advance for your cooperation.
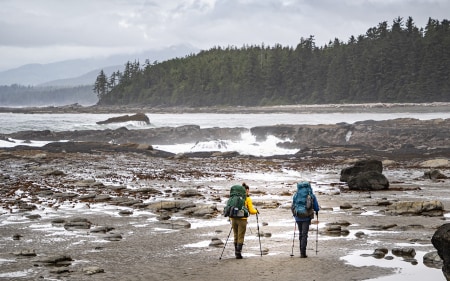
[432,223,450,281]
[386,200,444,216]
[253,200,280,209]
[37,254,73,265]
[327,220,351,226]
[119,209,133,216]
[43,169,65,176]
[121,143,153,150]
[74,179,104,188]
[420,159,449,168]
[13,249,37,256]
[347,171,389,190]
[324,224,350,236]
[12,234,23,240]
[423,169,448,180]
[127,187,162,195]
[147,200,196,212]
[111,197,143,206]
[372,248,389,258]
[423,251,443,269]
[154,219,191,229]
[82,266,105,275]
[392,247,416,257]
[178,189,203,197]
[17,202,37,211]
[340,159,383,182]
[183,204,218,217]
[64,217,92,230]
[53,192,78,199]
[209,237,224,247]
[104,233,123,241]
[96,113,150,125]
[90,226,115,233]
[340,203,353,209]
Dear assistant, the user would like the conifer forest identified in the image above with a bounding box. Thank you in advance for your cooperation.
[95,17,450,107]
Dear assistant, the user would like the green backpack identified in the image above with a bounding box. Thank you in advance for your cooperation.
[223,185,249,218]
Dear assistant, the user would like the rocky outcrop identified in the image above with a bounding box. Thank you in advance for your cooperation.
[432,223,450,281]
[251,118,450,150]
[96,113,150,124]
[2,118,449,154]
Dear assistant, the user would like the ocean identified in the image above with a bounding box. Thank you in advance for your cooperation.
[1,111,450,156]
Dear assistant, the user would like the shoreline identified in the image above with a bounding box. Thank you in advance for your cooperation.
[1,102,450,114]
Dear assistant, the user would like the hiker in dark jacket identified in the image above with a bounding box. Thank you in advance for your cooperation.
[231,182,258,259]
[292,181,320,258]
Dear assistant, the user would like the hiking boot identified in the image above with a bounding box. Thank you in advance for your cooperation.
[300,244,307,258]
[236,243,243,259]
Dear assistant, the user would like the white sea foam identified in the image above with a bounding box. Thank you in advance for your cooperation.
[154,131,299,157]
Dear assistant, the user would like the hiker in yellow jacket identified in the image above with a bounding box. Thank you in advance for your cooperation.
[231,182,259,259]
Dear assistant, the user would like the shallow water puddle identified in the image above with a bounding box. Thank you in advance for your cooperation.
[0,269,33,278]
[341,250,445,280]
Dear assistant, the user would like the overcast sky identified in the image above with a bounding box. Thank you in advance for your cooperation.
[0,0,449,71]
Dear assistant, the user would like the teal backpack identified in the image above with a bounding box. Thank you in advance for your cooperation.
[291,181,315,218]
[223,185,249,218]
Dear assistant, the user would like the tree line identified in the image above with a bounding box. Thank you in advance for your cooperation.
[95,17,450,107]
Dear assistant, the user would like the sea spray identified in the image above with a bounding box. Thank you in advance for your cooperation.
[154,131,299,157]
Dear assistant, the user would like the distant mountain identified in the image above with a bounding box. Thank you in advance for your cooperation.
[0,44,199,86]
[38,65,123,87]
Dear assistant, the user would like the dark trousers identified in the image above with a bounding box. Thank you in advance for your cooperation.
[296,220,311,255]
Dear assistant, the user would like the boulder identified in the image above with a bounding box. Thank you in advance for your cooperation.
[340,159,383,182]
[432,223,450,281]
[423,169,448,180]
[347,171,389,190]
[386,200,444,216]
[96,113,150,125]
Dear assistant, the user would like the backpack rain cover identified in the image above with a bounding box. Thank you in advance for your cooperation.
[291,181,315,218]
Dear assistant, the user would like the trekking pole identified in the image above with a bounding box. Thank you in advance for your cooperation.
[219,225,233,260]
[315,211,319,255]
[290,221,296,257]
[256,212,262,257]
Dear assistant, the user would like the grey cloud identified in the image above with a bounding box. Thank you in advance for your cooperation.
[0,0,449,70]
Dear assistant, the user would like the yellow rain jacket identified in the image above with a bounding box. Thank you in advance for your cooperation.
[243,196,258,219]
